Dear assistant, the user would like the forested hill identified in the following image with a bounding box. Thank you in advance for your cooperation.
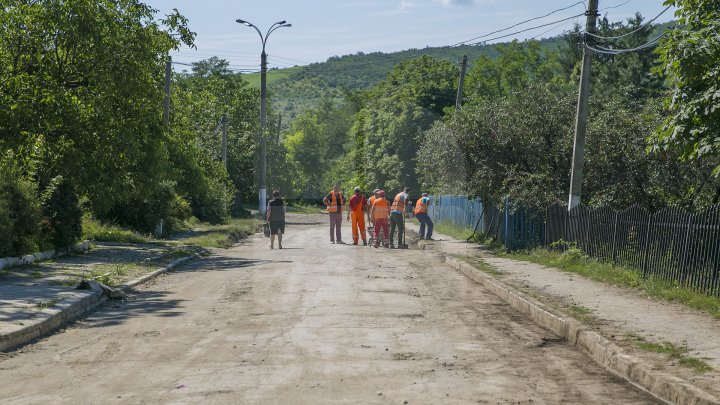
[245,21,673,122]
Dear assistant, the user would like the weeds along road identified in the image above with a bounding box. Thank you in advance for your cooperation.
[0,214,659,404]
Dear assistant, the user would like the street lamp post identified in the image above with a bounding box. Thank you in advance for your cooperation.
[235,18,291,216]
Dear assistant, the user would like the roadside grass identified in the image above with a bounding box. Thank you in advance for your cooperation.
[452,254,503,276]
[413,220,484,242]
[182,218,262,248]
[565,304,596,324]
[496,246,720,319]
[35,298,61,309]
[624,333,713,373]
[82,216,152,244]
[286,201,322,214]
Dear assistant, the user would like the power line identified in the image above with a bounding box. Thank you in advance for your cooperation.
[467,13,586,45]
[598,0,632,12]
[585,5,671,40]
[452,1,586,46]
[585,27,673,54]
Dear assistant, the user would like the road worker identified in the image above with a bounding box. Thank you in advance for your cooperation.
[323,183,344,244]
[367,189,379,224]
[370,189,390,248]
[389,187,410,248]
[347,186,368,245]
[414,192,434,240]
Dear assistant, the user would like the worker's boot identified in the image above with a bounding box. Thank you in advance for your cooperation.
[362,239,367,246]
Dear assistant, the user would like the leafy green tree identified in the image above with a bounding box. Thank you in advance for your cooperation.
[0,0,196,231]
[653,0,720,174]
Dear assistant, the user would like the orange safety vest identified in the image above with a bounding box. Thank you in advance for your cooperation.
[327,191,343,213]
[414,197,428,214]
[391,193,407,213]
[372,198,390,220]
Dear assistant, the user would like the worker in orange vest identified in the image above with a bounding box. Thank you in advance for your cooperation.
[366,189,379,225]
[323,183,344,244]
[346,186,368,245]
[414,193,434,240]
[389,187,410,248]
[370,189,390,248]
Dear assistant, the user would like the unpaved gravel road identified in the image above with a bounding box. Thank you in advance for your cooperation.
[0,214,660,404]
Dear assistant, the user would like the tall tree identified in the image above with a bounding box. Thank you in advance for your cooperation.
[653,0,720,176]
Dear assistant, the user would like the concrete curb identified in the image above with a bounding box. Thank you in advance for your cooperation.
[0,253,199,353]
[0,240,92,270]
[444,255,719,405]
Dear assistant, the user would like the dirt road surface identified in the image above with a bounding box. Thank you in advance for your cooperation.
[0,215,660,404]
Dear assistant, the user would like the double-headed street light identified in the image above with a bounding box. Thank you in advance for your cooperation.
[235,18,291,216]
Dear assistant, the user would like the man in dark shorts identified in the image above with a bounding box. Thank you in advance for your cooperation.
[266,190,286,249]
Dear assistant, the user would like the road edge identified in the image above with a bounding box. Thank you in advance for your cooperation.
[443,255,719,405]
[0,254,199,353]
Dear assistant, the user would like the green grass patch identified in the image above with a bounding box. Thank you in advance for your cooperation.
[82,216,152,244]
[565,304,596,324]
[29,270,43,279]
[182,218,262,248]
[625,333,713,373]
[154,249,195,263]
[286,201,322,214]
[422,221,474,241]
[36,298,61,309]
[452,254,503,276]
[501,246,720,319]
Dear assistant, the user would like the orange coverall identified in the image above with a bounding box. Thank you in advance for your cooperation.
[348,192,368,244]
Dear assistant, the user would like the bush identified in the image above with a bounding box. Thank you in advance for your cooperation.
[41,176,83,249]
[0,157,42,257]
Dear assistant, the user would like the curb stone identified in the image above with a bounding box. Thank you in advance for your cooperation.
[443,255,719,405]
[0,240,91,270]
[0,253,200,353]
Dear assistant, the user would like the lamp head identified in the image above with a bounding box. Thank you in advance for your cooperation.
[276,20,286,25]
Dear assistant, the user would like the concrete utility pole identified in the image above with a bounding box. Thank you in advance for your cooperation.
[568,0,599,210]
[455,55,468,113]
[276,113,282,142]
[236,19,291,216]
[163,56,172,125]
[221,114,228,170]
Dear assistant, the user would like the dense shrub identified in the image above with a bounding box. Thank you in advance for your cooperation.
[40,176,83,249]
[0,157,42,256]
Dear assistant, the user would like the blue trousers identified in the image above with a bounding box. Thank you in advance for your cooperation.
[416,212,433,238]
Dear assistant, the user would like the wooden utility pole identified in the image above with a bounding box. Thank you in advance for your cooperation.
[163,56,172,125]
[568,0,599,210]
[455,55,468,112]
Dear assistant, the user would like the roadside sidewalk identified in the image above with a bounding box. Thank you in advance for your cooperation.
[0,242,198,352]
[406,221,720,402]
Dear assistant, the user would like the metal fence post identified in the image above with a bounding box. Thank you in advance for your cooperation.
[641,213,653,278]
[611,211,619,264]
[504,197,511,251]
[679,214,695,285]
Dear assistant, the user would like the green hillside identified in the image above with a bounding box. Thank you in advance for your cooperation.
[245,20,674,123]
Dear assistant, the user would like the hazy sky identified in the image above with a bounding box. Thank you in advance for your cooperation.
[149,0,675,71]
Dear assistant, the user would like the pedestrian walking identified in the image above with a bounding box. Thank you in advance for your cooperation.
[266,190,286,249]
[414,192,434,240]
[370,190,390,248]
[389,187,410,248]
[347,186,368,245]
[323,183,344,244]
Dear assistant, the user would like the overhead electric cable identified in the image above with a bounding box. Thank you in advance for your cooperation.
[585,28,671,54]
[452,1,586,46]
[585,5,671,40]
[598,0,632,12]
[467,13,585,45]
